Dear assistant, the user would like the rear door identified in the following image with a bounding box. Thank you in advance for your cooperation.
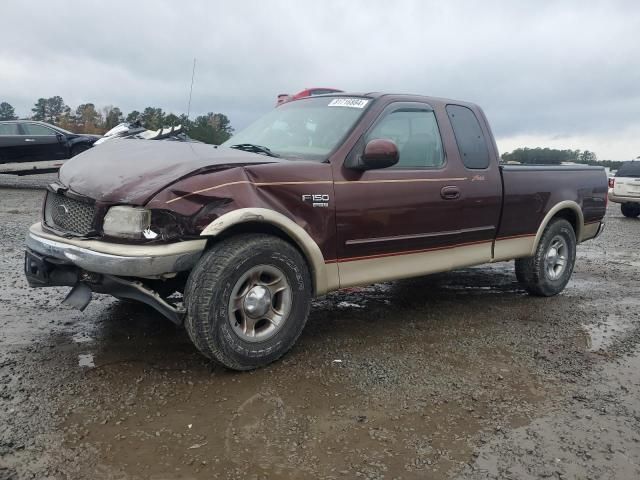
[0,122,24,163]
[444,104,502,246]
[21,123,68,160]
[614,162,640,199]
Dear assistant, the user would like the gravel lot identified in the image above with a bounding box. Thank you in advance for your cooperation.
[0,179,638,479]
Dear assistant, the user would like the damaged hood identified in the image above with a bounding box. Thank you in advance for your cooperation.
[59,139,281,204]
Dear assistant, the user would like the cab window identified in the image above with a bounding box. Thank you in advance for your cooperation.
[366,109,444,169]
[22,123,56,136]
[0,123,19,135]
[446,105,490,169]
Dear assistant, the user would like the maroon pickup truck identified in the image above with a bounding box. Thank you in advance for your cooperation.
[24,93,607,370]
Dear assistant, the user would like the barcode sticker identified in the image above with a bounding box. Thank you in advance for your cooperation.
[328,98,369,109]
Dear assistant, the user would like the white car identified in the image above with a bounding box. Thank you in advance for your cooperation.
[609,161,640,217]
[93,123,187,146]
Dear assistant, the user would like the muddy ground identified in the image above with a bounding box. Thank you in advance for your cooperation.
[0,180,639,480]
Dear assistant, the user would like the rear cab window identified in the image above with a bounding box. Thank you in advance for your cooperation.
[616,162,640,177]
[446,105,490,169]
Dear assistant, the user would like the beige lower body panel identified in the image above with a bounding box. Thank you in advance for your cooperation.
[329,216,601,291]
[323,262,341,293]
[492,235,536,262]
[336,242,493,289]
[580,222,600,242]
[492,223,598,264]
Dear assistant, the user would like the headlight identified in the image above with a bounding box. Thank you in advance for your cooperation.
[102,206,151,239]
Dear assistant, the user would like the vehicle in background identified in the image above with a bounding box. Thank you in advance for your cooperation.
[276,87,343,106]
[276,94,292,106]
[94,122,192,146]
[292,87,343,99]
[608,161,640,217]
[0,120,99,175]
[24,92,607,371]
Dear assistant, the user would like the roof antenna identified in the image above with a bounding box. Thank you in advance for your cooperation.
[186,57,197,120]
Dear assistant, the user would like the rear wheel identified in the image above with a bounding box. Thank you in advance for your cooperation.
[621,203,640,218]
[184,234,311,370]
[515,218,576,297]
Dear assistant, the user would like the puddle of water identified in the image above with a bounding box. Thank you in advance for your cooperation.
[78,353,95,368]
[583,314,634,352]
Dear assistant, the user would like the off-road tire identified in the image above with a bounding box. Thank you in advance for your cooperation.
[515,218,576,297]
[184,234,311,370]
[621,203,640,218]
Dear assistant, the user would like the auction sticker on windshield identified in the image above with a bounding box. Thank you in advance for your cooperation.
[328,98,369,108]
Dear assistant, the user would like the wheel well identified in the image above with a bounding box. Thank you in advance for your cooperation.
[203,221,316,291]
[551,208,578,233]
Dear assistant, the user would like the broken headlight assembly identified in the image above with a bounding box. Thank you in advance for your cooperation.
[102,206,191,242]
[148,209,189,241]
[102,206,152,239]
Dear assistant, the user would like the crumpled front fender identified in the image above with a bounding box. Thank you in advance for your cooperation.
[145,161,339,295]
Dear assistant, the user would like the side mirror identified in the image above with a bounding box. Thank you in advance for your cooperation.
[351,139,399,170]
[56,133,65,142]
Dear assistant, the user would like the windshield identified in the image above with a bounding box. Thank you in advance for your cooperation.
[221,96,371,160]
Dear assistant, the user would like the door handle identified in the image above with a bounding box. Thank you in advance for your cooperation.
[440,186,460,200]
[24,138,36,142]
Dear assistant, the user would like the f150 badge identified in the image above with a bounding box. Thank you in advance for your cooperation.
[302,194,329,208]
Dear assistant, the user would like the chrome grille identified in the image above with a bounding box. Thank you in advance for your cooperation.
[44,191,96,235]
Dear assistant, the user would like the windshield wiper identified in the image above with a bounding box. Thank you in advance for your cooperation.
[229,143,280,158]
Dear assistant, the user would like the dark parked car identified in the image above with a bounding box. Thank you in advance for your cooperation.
[0,120,99,174]
[24,92,607,370]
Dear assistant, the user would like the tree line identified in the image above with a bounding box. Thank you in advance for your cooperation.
[0,97,233,145]
[1,100,634,164]
[501,147,625,169]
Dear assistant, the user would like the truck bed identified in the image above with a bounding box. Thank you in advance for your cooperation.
[493,164,607,261]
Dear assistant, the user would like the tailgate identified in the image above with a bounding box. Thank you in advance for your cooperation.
[613,177,640,198]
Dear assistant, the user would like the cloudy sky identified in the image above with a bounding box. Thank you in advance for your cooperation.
[2,0,639,159]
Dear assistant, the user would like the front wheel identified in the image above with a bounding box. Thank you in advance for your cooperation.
[184,234,312,370]
[515,218,576,297]
[621,203,640,218]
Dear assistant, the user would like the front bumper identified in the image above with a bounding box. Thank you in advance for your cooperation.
[25,222,206,278]
[24,222,207,324]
